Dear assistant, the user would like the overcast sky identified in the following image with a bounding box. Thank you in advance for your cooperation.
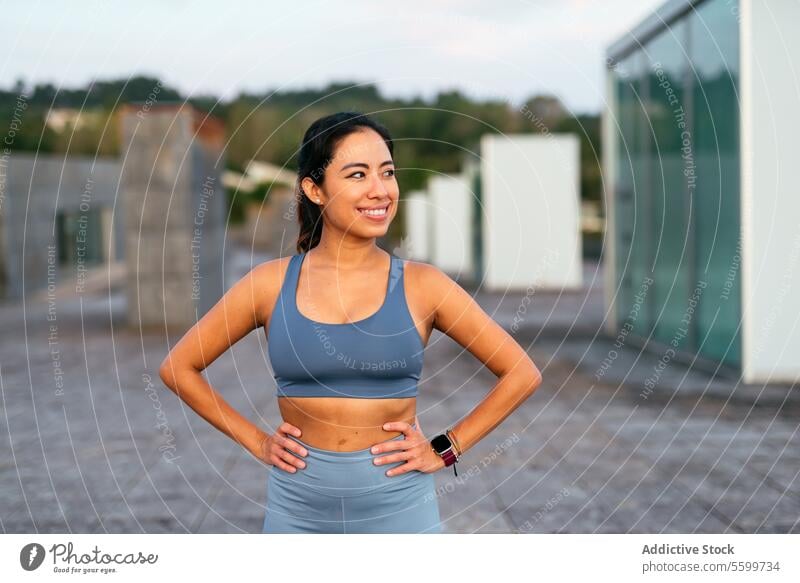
[1,0,665,114]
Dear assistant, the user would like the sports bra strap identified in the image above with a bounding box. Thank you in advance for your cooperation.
[387,253,403,297]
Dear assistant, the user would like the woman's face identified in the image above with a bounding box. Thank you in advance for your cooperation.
[303,128,398,239]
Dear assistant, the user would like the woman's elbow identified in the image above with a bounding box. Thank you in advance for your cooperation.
[523,366,543,394]
[158,356,178,390]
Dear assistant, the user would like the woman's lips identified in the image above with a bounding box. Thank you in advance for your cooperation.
[357,203,390,222]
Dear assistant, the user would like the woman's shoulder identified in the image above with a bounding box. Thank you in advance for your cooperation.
[230,254,298,318]
[250,254,297,290]
[400,257,454,288]
[398,258,462,321]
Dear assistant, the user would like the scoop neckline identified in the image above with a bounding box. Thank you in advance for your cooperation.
[292,251,394,327]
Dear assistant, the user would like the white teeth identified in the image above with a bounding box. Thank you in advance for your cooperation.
[359,206,387,216]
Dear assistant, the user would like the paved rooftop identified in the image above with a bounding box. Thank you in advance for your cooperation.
[1,250,798,533]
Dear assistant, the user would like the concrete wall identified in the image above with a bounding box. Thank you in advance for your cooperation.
[428,174,472,276]
[602,67,618,336]
[740,0,800,383]
[190,122,228,317]
[480,133,582,291]
[402,190,430,261]
[0,154,122,299]
[244,186,299,257]
[461,156,483,282]
[119,103,226,332]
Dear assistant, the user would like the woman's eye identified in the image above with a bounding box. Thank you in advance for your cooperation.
[347,169,394,179]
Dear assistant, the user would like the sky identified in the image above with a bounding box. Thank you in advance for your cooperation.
[0,0,665,115]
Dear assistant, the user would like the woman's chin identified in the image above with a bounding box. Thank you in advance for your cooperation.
[357,223,390,238]
[345,215,393,236]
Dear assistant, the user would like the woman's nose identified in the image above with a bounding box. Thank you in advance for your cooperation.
[370,172,390,195]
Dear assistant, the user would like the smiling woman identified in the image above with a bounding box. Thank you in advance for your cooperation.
[158,111,542,534]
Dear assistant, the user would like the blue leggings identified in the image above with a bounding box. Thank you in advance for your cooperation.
[262,427,442,534]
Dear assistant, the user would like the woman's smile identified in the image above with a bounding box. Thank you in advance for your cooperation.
[357,201,390,222]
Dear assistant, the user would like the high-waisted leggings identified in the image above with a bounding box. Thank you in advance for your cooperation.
[262,426,442,534]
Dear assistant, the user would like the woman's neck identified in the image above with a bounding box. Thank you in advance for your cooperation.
[309,236,385,269]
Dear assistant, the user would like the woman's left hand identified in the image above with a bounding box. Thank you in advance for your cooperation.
[371,416,445,476]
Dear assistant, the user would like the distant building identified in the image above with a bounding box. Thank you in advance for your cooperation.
[428,174,473,278]
[479,133,581,291]
[403,190,430,261]
[44,107,100,133]
[0,103,228,334]
[403,133,582,291]
[0,153,124,299]
[118,102,227,332]
[603,0,800,383]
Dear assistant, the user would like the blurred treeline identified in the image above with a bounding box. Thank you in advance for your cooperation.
[0,74,601,210]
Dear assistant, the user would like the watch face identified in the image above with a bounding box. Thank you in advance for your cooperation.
[431,434,452,454]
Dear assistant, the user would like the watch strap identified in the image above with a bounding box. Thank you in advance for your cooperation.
[440,448,457,466]
[431,433,459,477]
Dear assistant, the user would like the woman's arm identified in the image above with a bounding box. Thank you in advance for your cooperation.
[417,262,543,456]
[158,260,281,460]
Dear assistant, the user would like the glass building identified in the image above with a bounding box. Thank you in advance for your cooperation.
[603,0,800,383]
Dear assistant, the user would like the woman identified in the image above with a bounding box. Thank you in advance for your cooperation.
[159,111,542,534]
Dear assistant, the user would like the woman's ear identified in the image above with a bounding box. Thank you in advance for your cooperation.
[301,177,322,204]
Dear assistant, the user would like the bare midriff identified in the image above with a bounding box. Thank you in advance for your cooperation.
[277,396,417,451]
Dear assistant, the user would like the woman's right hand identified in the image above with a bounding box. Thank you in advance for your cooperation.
[256,422,308,473]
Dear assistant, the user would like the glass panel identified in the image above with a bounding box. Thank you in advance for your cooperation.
[609,0,741,371]
[689,0,741,365]
[642,19,692,352]
[613,51,653,337]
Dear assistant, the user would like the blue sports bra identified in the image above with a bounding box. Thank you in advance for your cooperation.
[266,251,425,398]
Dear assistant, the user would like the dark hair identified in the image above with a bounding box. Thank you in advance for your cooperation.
[295,111,394,253]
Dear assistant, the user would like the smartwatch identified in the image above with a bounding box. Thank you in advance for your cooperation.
[431,432,460,476]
